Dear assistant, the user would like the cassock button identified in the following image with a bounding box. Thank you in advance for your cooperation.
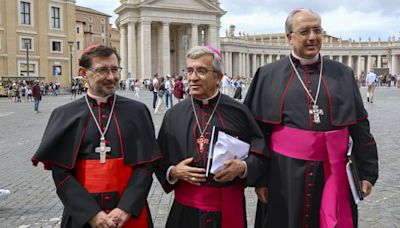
[105,196,111,200]
[102,127,107,131]
[308,183,313,187]
[204,112,210,116]
[305,214,310,218]
[307,193,312,197]
[308,89,313,93]
[306,204,311,208]
[101,114,108,119]
[309,172,314,176]
[307,80,312,84]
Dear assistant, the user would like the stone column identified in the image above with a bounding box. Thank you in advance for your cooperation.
[191,23,198,48]
[367,55,372,73]
[127,22,137,79]
[120,25,128,80]
[392,54,397,74]
[357,56,363,75]
[267,54,272,64]
[338,55,343,63]
[238,52,242,76]
[377,55,382,68]
[228,52,233,76]
[162,22,170,76]
[207,25,218,48]
[140,20,152,80]
[347,55,352,67]
[260,54,265,67]
[252,54,257,76]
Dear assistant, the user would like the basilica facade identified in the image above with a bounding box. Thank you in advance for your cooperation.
[116,0,400,80]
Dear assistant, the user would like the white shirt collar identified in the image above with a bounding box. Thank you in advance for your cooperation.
[291,51,319,65]
[87,91,112,105]
[194,90,219,105]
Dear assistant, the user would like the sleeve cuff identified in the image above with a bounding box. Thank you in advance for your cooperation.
[239,161,248,179]
[166,166,178,185]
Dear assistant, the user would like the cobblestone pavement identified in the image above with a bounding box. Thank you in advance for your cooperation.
[0,87,399,228]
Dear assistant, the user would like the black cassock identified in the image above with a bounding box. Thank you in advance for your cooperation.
[32,95,161,228]
[244,55,378,228]
[156,93,268,228]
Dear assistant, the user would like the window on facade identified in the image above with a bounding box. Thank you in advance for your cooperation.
[53,65,62,76]
[89,24,92,32]
[20,63,35,75]
[21,38,32,50]
[101,25,105,33]
[52,41,61,52]
[76,27,79,34]
[20,1,31,25]
[77,41,80,50]
[51,7,61,28]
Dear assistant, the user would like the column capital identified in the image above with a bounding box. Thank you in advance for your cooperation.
[141,20,152,25]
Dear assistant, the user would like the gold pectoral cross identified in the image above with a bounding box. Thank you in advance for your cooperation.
[197,135,209,153]
[95,137,111,163]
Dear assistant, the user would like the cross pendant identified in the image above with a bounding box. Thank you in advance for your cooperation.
[95,137,111,163]
[196,135,209,153]
[309,104,324,124]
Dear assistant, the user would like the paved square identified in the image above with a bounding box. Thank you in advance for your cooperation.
[0,87,399,227]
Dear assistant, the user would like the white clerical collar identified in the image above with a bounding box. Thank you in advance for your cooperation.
[194,90,219,105]
[87,91,112,105]
[291,51,319,65]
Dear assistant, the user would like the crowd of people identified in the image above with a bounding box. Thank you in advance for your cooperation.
[0,8,382,228]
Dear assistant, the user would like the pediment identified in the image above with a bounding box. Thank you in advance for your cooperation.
[140,0,225,14]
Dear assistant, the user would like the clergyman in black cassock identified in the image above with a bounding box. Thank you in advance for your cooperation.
[32,45,161,228]
[244,9,378,228]
[156,45,268,228]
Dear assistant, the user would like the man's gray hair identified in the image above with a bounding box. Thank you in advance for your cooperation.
[186,46,224,73]
[285,8,321,34]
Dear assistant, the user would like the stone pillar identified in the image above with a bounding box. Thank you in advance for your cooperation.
[228,52,232,76]
[367,55,372,73]
[392,55,397,74]
[377,55,382,68]
[127,22,137,79]
[357,56,363,75]
[120,25,128,80]
[347,55,352,68]
[267,54,272,64]
[162,22,170,76]
[191,23,199,48]
[338,55,343,63]
[260,54,265,67]
[207,25,218,48]
[140,21,151,80]
[252,54,257,76]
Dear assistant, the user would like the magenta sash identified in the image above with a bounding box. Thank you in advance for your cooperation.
[270,125,353,228]
[174,181,245,228]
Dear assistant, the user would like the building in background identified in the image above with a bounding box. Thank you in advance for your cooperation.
[75,5,111,58]
[0,0,76,85]
[109,24,120,53]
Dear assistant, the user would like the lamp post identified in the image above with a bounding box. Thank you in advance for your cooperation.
[24,40,30,79]
[68,41,74,90]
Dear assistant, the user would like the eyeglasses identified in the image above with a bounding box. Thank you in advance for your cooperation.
[87,67,123,76]
[292,27,323,37]
[185,67,217,77]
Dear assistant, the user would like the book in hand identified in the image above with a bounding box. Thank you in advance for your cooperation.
[206,126,250,177]
[346,138,364,204]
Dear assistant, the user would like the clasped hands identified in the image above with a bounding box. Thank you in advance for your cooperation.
[170,157,246,185]
[89,208,130,228]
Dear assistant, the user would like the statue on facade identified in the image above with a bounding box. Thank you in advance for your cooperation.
[229,25,235,37]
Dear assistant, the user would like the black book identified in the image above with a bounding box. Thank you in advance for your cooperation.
[346,138,364,204]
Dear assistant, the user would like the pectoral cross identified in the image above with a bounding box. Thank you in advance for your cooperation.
[95,137,111,163]
[197,135,209,153]
[309,104,324,124]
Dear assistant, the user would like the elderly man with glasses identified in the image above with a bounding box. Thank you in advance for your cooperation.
[155,45,268,228]
[244,9,378,228]
[32,45,161,228]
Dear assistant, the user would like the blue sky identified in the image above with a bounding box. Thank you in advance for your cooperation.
[75,0,400,41]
